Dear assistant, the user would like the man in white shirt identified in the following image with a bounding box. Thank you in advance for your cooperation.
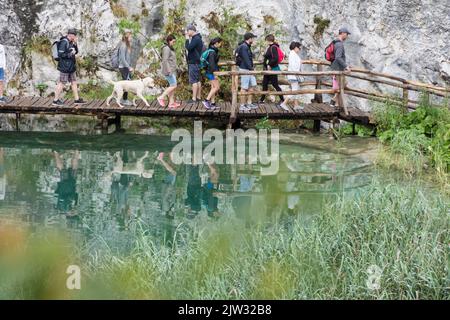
[0,43,6,103]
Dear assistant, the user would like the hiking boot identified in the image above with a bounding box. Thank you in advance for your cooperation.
[74,98,86,105]
[52,99,64,106]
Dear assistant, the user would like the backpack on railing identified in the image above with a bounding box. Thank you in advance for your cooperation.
[325,40,338,62]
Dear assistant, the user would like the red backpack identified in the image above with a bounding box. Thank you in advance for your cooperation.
[271,45,285,64]
[325,40,338,62]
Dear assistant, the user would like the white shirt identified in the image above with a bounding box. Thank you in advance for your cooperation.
[287,50,302,81]
[0,44,5,69]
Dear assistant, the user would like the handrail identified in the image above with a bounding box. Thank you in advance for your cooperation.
[215,58,449,127]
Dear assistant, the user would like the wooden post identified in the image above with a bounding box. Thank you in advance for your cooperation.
[338,73,349,115]
[313,120,321,133]
[229,65,238,128]
[314,64,323,103]
[402,84,409,111]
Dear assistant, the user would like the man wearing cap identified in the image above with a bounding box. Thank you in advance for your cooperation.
[330,27,351,107]
[185,24,204,104]
[53,28,85,106]
[236,32,258,111]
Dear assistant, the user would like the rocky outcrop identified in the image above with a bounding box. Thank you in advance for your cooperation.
[0,0,448,105]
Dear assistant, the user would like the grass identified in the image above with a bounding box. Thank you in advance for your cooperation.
[1,178,447,299]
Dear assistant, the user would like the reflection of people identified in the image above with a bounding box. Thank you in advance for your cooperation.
[185,165,202,219]
[157,152,177,219]
[202,162,220,218]
[111,173,131,230]
[0,148,6,200]
[54,150,79,220]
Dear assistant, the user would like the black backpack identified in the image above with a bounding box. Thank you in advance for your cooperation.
[234,43,244,66]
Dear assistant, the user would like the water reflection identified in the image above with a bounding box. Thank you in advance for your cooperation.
[0,134,374,249]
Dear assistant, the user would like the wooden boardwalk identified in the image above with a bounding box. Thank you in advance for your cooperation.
[0,96,371,124]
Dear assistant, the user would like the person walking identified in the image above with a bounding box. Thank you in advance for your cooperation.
[0,42,6,103]
[329,27,351,107]
[118,29,134,106]
[185,24,204,104]
[202,37,223,110]
[280,41,303,111]
[157,35,180,109]
[260,34,284,107]
[53,29,85,106]
[236,32,258,111]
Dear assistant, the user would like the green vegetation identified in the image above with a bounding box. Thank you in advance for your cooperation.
[373,98,450,179]
[35,83,49,97]
[66,81,113,100]
[23,35,52,57]
[1,179,447,299]
[313,16,331,40]
[77,55,99,77]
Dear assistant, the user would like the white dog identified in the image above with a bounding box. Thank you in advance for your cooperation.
[106,77,155,108]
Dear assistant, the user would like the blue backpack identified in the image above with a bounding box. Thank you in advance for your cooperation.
[200,48,215,69]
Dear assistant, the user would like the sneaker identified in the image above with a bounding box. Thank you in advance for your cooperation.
[330,99,336,106]
[279,103,290,111]
[0,97,6,104]
[168,102,181,109]
[74,98,86,105]
[157,97,166,107]
[52,99,64,106]
[211,102,220,109]
[240,104,250,112]
[186,99,197,104]
[247,103,258,110]
[121,99,133,106]
[202,100,212,109]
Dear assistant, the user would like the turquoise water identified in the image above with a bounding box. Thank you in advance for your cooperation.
[0,132,375,252]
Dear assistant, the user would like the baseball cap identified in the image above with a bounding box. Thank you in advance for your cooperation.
[68,28,78,36]
[186,24,197,32]
[244,32,257,40]
[338,27,351,35]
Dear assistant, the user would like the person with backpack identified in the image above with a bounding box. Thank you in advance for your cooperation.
[202,37,223,110]
[157,35,180,109]
[280,41,303,111]
[117,29,134,106]
[0,43,6,103]
[52,29,85,106]
[260,34,285,106]
[236,32,258,111]
[326,27,352,107]
[185,24,204,104]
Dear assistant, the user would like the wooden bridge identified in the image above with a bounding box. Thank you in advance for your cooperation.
[0,60,448,131]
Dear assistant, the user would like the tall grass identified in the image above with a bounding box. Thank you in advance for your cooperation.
[2,178,447,299]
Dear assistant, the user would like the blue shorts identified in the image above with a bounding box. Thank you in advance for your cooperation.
[188,64,201,84]
[0,68,4,81]
[165,74,177,87]
[205,73,216,81]
[239,68,257,90]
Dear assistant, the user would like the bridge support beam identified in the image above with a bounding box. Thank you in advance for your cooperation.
[313,120,321,133]
[15,113,20,132]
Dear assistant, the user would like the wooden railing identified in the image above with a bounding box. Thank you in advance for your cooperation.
[215,59,450,125]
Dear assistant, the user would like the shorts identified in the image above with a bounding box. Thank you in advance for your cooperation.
[240,68,257,90]
[188,64,201,84]
[165,74,177,87]
[205,73,216,81]
[288,80,301,100]
[59,72,77,84]
[0,68,4,81]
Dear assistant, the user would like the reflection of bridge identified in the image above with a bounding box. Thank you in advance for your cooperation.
[1,60,448,131]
